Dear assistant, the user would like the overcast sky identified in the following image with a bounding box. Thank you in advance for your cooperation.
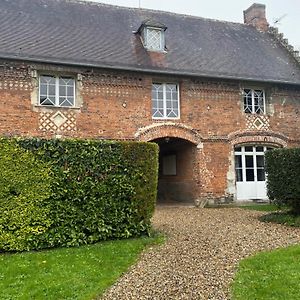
[87,0,300,50]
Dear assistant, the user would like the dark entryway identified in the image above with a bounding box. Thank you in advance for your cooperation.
[152,137,197,204]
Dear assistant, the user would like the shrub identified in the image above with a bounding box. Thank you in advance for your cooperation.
[9,138,158,251]
[265,148,300,213]
[0,139,53,251]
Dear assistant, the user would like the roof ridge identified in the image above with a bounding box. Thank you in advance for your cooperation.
[61,0,245,27]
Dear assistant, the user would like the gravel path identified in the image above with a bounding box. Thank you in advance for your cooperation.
[102,207,300,299]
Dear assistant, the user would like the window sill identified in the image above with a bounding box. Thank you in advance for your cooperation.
[152,117,180,120]
[34,105,81,110]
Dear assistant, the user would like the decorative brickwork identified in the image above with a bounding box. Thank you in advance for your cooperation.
[135,122,202,145]
[39,111,77,133]
[0,62,32,91]
[82,72,146,96]
[229,130,288,147]
[245,114,270,130]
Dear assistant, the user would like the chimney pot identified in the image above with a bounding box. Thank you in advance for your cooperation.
[244,3,269,32]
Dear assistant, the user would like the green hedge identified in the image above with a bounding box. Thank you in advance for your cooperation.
[0,138,158,251]
[0,139,53,251]
[265,148,300,213]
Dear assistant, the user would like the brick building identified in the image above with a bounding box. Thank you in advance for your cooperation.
[0,0,299,204]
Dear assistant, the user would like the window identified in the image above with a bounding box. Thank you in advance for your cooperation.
[243,89,265,114]
[152,83,179,119]
[144,27,165,51]
[39,75,75,107]
[162,154,177,175]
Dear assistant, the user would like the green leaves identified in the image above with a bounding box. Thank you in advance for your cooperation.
[0,139,53,251]
[0,138,159,252]
[265,148,300,213]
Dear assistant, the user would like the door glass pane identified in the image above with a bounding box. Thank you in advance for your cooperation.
[256,155,265,168]
[235,155,242,168]
[246,169,254,181]
[257,169,265,181]
[245,155,254,168]
[235,155,243,182]
[236,169,243,182]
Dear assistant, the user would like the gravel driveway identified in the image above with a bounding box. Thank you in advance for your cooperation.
[102,206,300,299]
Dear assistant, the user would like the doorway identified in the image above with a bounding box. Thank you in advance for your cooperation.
[153,137,197,204]
[235,145,273,200]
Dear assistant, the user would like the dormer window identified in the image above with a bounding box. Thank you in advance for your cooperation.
[144,27,164,51]
[137,19,167,52]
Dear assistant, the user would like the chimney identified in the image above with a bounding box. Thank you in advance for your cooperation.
[243,3,269,32]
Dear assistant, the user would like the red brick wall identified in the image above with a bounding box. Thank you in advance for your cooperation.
[0,60,300,201]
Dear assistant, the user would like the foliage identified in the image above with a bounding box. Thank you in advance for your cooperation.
[0,138,158,251]
[265,148,300,213]
[0,139,53,251]
[260,211,300,227]
[231,244,300,300]
[0,235,163,300]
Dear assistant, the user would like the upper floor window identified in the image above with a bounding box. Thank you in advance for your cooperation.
[144,27,165,51]
[137,19,167,52]
[39,75,75,107]
[243,89,265,114]
[152,83,179,119]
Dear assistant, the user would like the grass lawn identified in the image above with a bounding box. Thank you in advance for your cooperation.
[238,203,279,212]
[231,244,300,300]
[0,235,163,300]
[232,203,300,299]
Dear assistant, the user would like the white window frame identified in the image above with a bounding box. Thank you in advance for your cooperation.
[144,26,165,52]
[152,83,180,119]
[39,75,76,107]
[243,88,266,114]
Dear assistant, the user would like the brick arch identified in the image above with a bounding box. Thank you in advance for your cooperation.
[228,130,288,147]
[135,123,202,145]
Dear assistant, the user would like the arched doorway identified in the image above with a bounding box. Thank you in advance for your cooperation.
[152,137,197,204]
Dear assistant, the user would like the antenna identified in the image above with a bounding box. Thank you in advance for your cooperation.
[273,14,287,26]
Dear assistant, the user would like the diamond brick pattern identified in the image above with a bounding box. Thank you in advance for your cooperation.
[39,111,77,132]
[245,115,270,131]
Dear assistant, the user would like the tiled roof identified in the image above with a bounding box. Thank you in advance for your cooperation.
[0,0,300,85]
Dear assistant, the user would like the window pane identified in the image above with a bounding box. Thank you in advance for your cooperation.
[162,154,176,175]
[256,155,265,168]
[236,168,243,182]
[245,155,254,168]
[244,146,253,152]
[257,169,265,181]
[146,28,162,50]
[235,155,242,168]
[246,169,254,181]
[243,89,252,113]
[234,147,241,152]
[256,146,264,152]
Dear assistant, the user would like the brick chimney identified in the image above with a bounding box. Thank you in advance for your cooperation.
[243,3,269,32]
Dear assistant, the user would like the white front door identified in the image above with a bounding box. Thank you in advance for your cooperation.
[235,145,272,201]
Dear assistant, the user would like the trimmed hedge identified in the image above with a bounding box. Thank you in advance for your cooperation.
[0,138,158,251]
[0,139,53,251]
[265,148,300,213]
